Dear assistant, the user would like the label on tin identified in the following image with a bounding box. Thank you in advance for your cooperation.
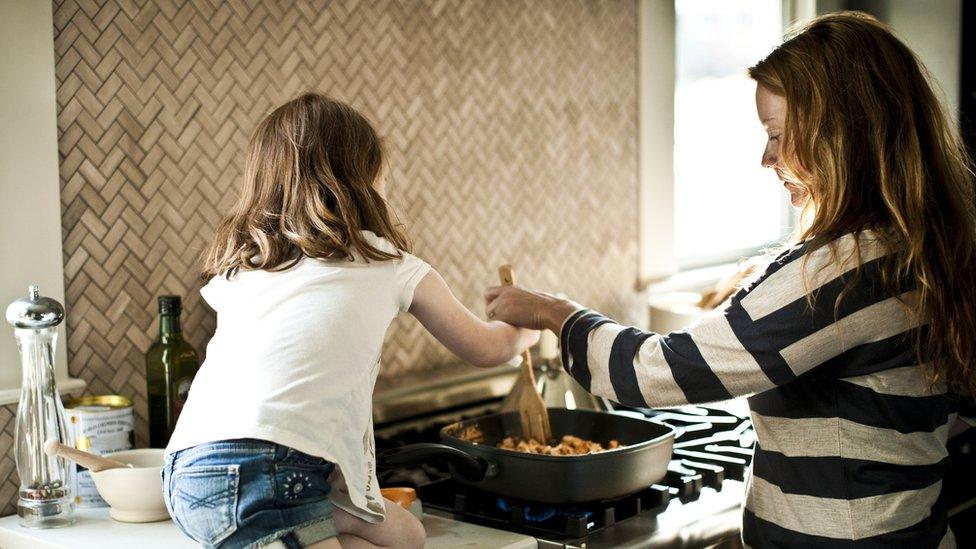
[65,399,134,507]
[75,470,103,506]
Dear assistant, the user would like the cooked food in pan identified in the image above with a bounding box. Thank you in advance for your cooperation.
[455,425,486,444]
[499,435,622,455]
[454,424,622,455]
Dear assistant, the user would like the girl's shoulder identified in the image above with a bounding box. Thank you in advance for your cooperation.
[358,230,430,269]
[358,230,397,255]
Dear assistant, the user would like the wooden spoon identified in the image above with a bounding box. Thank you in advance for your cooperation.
[497,264,553,444]
[43,440,132,472]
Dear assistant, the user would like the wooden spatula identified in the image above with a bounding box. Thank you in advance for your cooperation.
[497,264,553,444]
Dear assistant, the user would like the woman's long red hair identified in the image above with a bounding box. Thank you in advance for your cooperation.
[750,12,976,395]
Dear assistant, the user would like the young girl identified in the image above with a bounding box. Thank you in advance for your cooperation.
[162,93,538,549]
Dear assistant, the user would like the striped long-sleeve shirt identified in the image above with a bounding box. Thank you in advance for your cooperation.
[560,232,962,547]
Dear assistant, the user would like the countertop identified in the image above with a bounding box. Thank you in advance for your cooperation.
[0,507,536,549]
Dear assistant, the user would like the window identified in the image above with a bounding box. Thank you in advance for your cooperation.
[673,0,789,269]
[640,1,816,283]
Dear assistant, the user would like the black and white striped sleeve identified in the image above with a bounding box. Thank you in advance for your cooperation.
[560,235,919,407]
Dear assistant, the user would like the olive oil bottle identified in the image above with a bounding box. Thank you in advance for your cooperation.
[145,295,199,447]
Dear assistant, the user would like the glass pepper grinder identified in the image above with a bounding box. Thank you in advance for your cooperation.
[5,285,75,528]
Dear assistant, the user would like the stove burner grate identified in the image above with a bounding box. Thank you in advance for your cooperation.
[494,498,595,523]
[416,481,671,539]
[377,404,756,540]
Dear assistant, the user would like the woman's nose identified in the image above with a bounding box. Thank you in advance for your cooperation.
[761,148,777,169]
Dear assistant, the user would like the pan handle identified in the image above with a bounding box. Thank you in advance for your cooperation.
[378,443,488,482]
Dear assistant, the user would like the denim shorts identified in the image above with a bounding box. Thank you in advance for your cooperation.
[162,439,338,548]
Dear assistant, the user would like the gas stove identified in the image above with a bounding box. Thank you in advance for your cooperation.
[373,365,753,548]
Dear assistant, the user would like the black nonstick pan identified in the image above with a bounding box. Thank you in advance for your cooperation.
[379,408,674,503]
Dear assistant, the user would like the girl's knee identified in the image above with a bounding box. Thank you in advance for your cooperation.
[305,538,342,549]
[403,512,426,549]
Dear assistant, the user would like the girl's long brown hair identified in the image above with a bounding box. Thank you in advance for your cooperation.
[749,12,976,395]
[202,93,410,279]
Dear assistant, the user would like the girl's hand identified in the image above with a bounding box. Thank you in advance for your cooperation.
[484,285,583,334]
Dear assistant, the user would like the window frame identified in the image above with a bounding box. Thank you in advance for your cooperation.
[637,0,814,286]
[0,0,85,404]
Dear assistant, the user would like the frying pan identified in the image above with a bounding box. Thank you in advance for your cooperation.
[379,408,674,503]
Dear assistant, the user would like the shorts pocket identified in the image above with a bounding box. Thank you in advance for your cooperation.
[171,464,240,546]
[274,454,333,505]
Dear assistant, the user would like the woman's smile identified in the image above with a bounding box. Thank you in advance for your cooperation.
[782,179,808,208]
[757,85,810,209]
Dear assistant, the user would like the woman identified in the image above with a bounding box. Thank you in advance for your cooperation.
[485,12,976,548]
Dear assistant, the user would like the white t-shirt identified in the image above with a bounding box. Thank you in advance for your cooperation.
[166,231,431,523]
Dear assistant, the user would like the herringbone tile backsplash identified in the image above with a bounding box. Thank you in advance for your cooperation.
[1,0,638,515]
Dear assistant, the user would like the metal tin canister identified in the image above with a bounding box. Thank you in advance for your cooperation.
[63,395,135,507]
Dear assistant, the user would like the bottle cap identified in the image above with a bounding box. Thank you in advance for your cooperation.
[158,295,182,316]
[6,285,65,329]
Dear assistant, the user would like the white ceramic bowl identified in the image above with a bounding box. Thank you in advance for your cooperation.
[90,448,169,523]
[648,291,706,334]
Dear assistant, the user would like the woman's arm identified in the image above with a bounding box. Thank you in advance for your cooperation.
[409,269,539,368]
[485,283,762,407]
[486,234,921,407]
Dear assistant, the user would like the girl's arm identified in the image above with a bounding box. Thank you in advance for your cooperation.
[409,269,539,368]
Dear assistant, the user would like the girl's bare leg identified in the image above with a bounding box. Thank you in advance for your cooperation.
[306,539,342,548]
[307,497,425,549]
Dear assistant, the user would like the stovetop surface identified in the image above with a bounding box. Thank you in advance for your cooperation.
[376,400,755,548]
[373,367,976,547]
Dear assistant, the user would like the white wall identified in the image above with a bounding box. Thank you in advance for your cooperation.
[843,0,962,119]
[0,0,74,401]
[882,0,961,119]
[638,0,677,282]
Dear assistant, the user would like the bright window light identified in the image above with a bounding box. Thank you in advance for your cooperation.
[674,0,788,267]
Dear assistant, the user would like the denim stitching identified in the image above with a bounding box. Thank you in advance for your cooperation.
[162,456,189,536]
[175,440,275,465]
[176,486,233,511]
[169,443,334,548]
[273,461,334,505]
[281,471,313,501]
[173,466,238,510]
[171,464,239,545]
[212,464,240,546]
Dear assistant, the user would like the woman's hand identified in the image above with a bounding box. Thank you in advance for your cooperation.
[484,285,583,334]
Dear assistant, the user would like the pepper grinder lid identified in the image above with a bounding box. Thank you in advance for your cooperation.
[6,285,65,329]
